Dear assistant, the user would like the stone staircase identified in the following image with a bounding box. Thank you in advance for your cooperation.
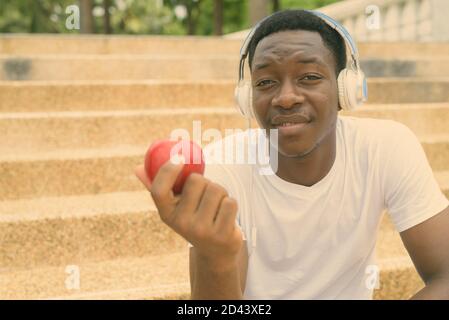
[1,35,448,300]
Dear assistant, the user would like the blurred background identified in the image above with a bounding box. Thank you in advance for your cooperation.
[0,0,341,35]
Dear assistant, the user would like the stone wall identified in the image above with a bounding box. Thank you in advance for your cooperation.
[320,0,449,42]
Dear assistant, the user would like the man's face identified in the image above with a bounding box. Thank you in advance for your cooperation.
[250,30,339,158]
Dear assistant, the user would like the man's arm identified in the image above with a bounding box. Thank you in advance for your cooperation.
[399,205,449,299]
[190,241,248,299]
[134,162,246,300]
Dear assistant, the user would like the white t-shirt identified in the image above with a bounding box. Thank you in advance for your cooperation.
[191,115,448,300]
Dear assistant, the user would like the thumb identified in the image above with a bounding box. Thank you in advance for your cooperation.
[134,164,152,192]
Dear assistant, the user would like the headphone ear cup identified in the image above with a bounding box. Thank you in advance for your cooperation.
[248,87,254,118]
[358,70,368,104]
[234,81,253,119]
[337,69,348,111]
[337,68,359,111]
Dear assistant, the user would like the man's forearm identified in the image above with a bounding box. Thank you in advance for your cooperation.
[191,255,243,300]
[410,278,449,299]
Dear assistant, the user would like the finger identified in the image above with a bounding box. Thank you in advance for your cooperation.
[214,196,239,237]
[175,173,208,218]
[150,158,185,222]
[135,163,182,206]
[134,164,152,192]
[195,183,227,227]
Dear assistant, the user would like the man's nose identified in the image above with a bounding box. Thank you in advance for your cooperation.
[271,80,305,109]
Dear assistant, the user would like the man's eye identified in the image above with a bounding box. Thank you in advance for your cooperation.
[302,75,322,81]
[256,79,274,87]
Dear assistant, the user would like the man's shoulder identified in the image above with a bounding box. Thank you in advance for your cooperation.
[338,114,408,132]
[338,115,413,142]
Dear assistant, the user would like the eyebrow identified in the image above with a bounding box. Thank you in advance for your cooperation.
[254,56,325,71]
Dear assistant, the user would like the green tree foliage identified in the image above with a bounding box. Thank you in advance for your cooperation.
[282,0,342,10]
[0,0,75,33]
[107,0,181,34]
[0,0,341,35]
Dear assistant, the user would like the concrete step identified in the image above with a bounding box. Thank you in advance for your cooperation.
[360,58,449,78]
[374,213,423,300]
[1,133,448,201]
[0,146,143,201]
[0,211,426,300]
[1,169,447,271]
[366,78,449,104]
[1,135,448,201]
[2,55,448,81]
[0,80,234,112]
[0,250,418,300]
[2,104,448,155]
[420,136,449,171]
[0,108,247,155]
[435,171,449,200]
[1,78,449,112]
[3,187,401,269]
[0,191,186,269]
[0,190,430,300]
[344,103,449,136]
[0,251,190,300]
[2,35,449,58]
[0,55,238,81]
[357,42,449,59]
[0,35,242,56]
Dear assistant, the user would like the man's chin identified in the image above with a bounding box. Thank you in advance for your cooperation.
[277,143,315,159]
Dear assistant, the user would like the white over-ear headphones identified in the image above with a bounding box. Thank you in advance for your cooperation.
[234,10,368,119]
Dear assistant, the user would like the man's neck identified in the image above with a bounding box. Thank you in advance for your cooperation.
[273,129,337,187]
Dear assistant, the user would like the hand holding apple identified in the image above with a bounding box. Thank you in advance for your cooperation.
[144,139,205,194]
[134,139,243,266]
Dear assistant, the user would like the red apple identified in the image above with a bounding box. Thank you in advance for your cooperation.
[144,139,205,194]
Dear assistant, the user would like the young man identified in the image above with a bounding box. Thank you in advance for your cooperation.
[135,10,449,299]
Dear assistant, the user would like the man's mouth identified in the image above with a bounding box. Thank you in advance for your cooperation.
[271,114,311,134]
[276,122,306,127]
[271,114,310,127]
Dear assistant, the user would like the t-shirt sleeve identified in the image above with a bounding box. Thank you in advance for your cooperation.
[187,146,247,248]
[381,122,449,232]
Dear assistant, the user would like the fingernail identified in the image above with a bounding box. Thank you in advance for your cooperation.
[170,154,185,165]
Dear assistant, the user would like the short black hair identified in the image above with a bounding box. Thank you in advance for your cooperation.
[247,9,347,77]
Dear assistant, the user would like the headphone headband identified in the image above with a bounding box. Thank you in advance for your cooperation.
[238,10,360,82]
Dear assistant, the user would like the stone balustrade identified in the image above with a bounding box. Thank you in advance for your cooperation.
[319,0,449,42]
